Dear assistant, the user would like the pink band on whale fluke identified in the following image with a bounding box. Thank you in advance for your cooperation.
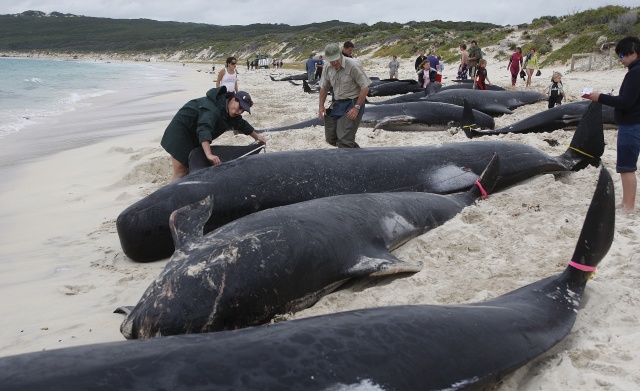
[475,179,488,199]
[568,260,597,272]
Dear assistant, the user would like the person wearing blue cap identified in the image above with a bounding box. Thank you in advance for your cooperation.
[318,42,371,148]
[161,87,266,180]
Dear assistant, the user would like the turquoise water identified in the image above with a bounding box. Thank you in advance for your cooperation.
[0,57,175,138]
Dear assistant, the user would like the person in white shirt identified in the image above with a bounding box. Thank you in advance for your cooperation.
[216,57,239,92]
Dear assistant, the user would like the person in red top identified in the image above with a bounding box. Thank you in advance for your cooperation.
[473,59,491,90]
[507,47,523,86]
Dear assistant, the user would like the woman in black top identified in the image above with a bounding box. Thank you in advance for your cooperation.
[585,36,640,213]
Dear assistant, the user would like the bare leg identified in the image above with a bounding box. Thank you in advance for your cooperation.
[170,157,189,181]
[619,172,637,213]
[526,69,533,87]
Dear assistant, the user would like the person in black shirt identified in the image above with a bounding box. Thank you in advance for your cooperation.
[585,36,640,213]
[414,50,427,72]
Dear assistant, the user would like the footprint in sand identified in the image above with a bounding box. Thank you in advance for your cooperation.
[617,226,638,242]
[58,284,95,295]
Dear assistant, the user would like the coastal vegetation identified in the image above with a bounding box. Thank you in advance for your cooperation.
[0,6,638,66]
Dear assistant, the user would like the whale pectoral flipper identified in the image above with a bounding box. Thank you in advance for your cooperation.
[373,115,417,130]
[169,196,214,250]
[113,306,133,315]
[348,251,422,278]
[487,105,513,115]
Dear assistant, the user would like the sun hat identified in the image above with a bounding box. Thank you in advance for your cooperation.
[324,43,341,62]
[235,91,253,114]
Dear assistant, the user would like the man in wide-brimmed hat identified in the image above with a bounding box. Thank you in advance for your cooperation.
[317,43,370,148]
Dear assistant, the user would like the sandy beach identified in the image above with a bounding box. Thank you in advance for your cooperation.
[0,49,639,390]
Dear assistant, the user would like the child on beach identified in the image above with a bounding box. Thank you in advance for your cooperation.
[473,59,490,90]
[417,60,437,89]
[544,72,565,108]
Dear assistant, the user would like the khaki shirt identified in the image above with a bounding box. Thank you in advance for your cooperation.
[320,56,370,100]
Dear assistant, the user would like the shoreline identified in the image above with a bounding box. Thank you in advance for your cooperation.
[0,51,639,390]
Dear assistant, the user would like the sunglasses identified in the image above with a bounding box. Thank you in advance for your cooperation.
[230,61,237,65]
[618,53,625,59]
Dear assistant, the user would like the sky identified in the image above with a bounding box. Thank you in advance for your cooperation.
[0,1,637,27]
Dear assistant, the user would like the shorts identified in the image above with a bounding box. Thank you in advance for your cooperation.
[616,123,640,173]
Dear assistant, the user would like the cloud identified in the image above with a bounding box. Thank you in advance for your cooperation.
[1,0,637,26]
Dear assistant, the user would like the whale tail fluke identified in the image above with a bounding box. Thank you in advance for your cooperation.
[469,153,500,199]
[562,101,605,169]
[269,75,277,81]
[566,166,615,284]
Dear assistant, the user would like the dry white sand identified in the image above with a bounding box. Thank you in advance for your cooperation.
[0,53,638,390]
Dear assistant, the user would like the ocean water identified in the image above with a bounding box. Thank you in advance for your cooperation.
[0,57,176,138]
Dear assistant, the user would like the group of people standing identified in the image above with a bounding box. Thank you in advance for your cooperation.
[456,41,483,80]
[506,47,540,88]
[412,50,443,88]
[306,54,325,81]
[245,58,283,70]
[456,41,490,89]
[507,47,564,109]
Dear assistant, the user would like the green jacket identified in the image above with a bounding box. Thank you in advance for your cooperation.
[524,54,540,69]
[176,87,254,144]
[161,87,254,166]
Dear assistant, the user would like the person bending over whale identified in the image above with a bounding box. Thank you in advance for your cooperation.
[160,87,266,181]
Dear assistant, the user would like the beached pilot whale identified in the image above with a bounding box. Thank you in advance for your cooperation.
[258,99,494,132]
[116,102,605,262]
[269,73,307,81]
[366,83,441,104]
[423,89,545,115]
[440,81,506,91]
[115,155,499,338]
[360,99,494,131]
[368,82,508,106]
[367,79,424,97]
[0,166,615,391]
[463,100,617,138]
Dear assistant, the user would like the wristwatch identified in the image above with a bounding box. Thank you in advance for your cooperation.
[354,104,361,110]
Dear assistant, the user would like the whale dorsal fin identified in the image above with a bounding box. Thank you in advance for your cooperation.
[568,101,604,163]
[169,195,214,250]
